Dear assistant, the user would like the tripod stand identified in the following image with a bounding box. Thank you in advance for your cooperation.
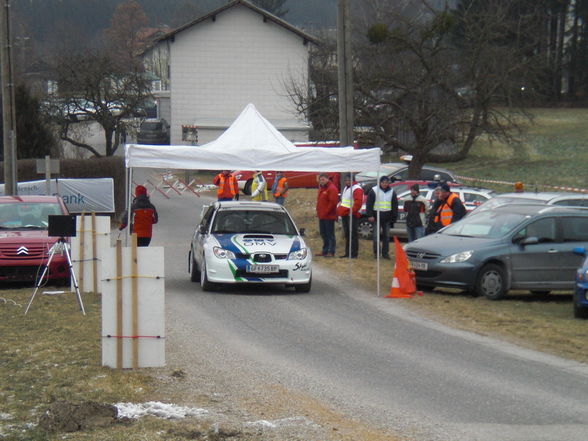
[25,237,85,315]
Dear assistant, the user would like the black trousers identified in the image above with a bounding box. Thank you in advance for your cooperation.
[341,215,358,257]
[137,237,151,247]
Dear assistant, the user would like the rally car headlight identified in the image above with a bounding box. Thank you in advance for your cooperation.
[440,250,473,264]
[213,246,236,259]
[288,248,308,260]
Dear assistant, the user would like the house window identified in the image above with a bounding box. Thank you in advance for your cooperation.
[182,125,198,145]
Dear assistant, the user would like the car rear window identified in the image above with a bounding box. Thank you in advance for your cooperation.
[212,210,297,235]
[0,202,63,229]
[141,122,163,131]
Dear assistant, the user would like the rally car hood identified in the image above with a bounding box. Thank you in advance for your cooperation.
[211,233,303,255]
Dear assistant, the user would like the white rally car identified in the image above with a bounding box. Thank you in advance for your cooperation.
[189,201,312,292]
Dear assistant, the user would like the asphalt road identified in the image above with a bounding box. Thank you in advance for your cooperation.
[137,168,588,441]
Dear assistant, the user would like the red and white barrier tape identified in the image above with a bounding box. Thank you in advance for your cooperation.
[455,175,588,194]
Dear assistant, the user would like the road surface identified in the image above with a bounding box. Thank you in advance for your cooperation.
[135,168,588,441]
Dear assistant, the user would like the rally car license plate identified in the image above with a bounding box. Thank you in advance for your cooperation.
[247,265,279,274]
[409,260,428,271]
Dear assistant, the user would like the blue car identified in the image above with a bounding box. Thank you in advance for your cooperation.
[573,246,588,319]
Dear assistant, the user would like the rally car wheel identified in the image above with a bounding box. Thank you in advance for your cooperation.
[189,251,200,282]
[200,259,215,291]
[294,275,312,293]
[358,218,373,240]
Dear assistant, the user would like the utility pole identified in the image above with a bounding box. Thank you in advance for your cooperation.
[337,0,354,148]
[1,0,18,195]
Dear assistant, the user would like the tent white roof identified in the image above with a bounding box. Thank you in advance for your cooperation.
[125,103,381,171]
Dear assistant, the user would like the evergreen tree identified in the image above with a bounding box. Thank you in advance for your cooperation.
[251,0,288,17]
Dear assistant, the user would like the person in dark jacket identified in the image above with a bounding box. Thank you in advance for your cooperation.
[315,173,338,257]
[119,185,159,247]
[426,182,465,235]
[404,183,429,242]
[365,176,398,259]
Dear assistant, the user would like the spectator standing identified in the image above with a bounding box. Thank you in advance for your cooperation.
[315,173,339,257]
[404,183,429,242]
[250,171,268,201]
[119,185,158,247]
[213,170,239,201]
[427,182,466,234]
[365,176,398,259]
[271,171,288,205]
[337,174,363,258]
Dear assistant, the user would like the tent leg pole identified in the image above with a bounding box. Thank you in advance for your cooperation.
[126,167,133,247]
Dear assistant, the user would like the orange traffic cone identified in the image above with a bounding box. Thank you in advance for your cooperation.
[386,237,422,298]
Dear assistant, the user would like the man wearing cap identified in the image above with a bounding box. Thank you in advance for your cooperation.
[119,185,159,247]
[428,182,466,234]
[365,176,398,259]
[337,174,363,258]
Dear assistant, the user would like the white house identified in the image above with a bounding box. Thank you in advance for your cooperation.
[142,0,316,145]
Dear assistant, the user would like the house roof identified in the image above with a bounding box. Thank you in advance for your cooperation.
[151,0,318,47]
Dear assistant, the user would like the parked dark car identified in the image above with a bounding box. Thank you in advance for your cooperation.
[137,118,170,145]
[355,162,457,192]
[405,204,588,299]
[573,246,588,318]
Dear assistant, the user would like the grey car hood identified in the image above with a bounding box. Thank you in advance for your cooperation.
[406,233,505,256]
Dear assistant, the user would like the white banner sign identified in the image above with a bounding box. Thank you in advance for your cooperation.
[0,178,115,213]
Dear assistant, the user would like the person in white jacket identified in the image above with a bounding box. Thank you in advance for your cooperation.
[250,171,268,201]
[403,183,430,242]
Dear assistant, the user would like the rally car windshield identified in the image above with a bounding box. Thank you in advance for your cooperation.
[212,210,297,235]
[0,202,63,229]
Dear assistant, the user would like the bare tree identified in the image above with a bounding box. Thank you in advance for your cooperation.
[50,48,151,157]
[288,0,544,177]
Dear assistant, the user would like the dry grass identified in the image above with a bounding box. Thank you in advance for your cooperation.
[287,188,588,364]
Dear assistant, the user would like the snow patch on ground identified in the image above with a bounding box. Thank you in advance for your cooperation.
[115,401,208,420]
[0,413,12,421]
[245,416,317,428]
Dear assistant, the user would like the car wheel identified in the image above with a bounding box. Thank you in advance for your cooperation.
[475,263,506,300]
[243,179,253,196]
[573,299,588,319]
[294,276,312,293]
[358,218,373,240]
[189,250,200,282]
[200,259,215,291]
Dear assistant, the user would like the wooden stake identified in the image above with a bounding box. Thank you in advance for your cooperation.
[116,240,123,369]
[79,213,85,294]
[131,233,138,369]
[92,212,98,294]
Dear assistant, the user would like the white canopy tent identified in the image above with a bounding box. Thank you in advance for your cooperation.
[125,103,380,171]
[124,103,385,294]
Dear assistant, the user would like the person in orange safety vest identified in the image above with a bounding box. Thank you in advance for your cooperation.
[213,170,239,201]
[119,185,159,247]
[427,182,465,234]
[271,171,288,205]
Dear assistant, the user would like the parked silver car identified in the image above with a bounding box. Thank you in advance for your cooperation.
[474,192,588,213]
[405,204,588,299]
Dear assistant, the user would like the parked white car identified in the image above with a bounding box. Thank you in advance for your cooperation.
[189,201,312,292]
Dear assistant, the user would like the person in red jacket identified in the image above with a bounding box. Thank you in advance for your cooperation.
[315,173,339,257]
[336,174,363,258]
[119,185,158,247]
[213,170,239,201]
